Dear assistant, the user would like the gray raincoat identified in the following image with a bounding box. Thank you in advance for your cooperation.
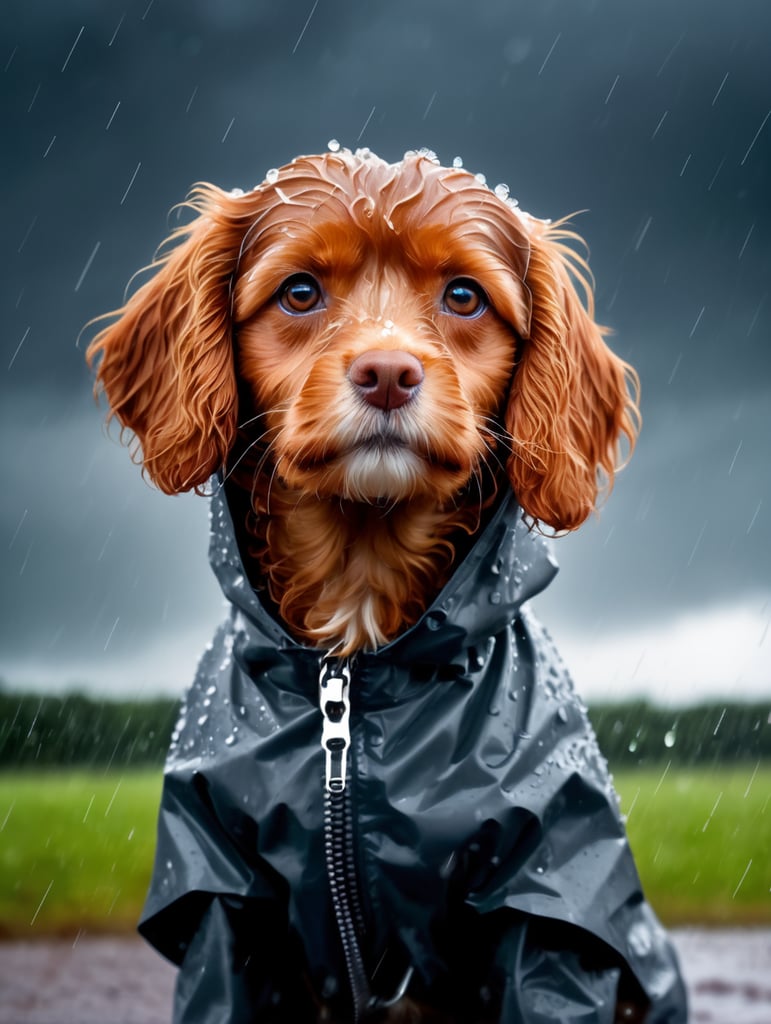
[139,481,687,1023]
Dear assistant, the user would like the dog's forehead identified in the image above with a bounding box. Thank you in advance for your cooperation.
[252,149,526,225]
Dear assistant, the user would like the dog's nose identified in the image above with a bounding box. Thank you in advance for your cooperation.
[349,350,424,411]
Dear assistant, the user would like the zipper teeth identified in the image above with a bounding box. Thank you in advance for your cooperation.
[324,787,370,1022]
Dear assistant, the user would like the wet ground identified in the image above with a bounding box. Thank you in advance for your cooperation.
[0,928,769,1023]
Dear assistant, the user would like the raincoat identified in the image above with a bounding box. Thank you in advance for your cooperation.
[139,481,687,1023]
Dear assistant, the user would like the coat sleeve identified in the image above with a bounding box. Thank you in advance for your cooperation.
[497,921,619,1023]
[171,896,319,1024]
[172,897,259,1024]
[491,912,686,1023]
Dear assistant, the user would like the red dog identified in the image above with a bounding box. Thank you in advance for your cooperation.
[88,148,686,1023]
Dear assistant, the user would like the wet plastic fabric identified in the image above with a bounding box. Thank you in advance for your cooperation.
[139,481,688,1022]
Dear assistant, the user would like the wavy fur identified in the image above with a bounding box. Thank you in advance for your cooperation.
[87,149,639,653]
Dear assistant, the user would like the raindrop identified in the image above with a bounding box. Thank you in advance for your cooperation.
[8,327,30,370]
[663,730,676,748]
[604,74,620,105]
[221,117,235,144]
[74,240,101,293]
[494,183,510,201]
[205,685,217,697]
[30,881,54,926]
[452,156,463,168]
[197,714,209,726]
[108,13,125,47]
[292,0,320,55]
[627,921,653,957]
[732,859,753,899]
[651,110,668,140]
[556,706,569,724]
[61,26,84,73]
[537,33,561,76]
[634,216,652,252]
[328,138,341,152]
[701,792,723,832]
[740,109,770,167]
[265,168,280,184]
[474,172,487,185]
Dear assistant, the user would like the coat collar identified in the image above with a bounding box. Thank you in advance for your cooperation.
[207,476,559,666]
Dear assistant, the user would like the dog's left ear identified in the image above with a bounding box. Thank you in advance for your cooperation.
[86,185,246,494]
[504,224,640,531]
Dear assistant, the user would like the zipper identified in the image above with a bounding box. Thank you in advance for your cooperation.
[318,656,414,1022]
[319,657,372,1021]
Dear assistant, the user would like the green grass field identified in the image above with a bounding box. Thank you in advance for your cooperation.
[0,764,768,936]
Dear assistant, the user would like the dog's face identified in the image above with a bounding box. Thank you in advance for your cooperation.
[87,148,638,533]
[232,155,531,505]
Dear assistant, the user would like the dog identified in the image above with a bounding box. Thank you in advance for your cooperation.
[87,148,686,1023]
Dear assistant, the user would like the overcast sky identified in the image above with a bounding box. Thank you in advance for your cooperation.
[2,0,769,705]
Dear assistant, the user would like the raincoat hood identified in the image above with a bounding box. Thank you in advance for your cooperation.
[140,481,687,1022]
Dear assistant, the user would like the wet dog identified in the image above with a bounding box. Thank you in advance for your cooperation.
[87,148,685,1023]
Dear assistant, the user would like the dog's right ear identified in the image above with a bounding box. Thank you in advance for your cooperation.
[86,185,248,494]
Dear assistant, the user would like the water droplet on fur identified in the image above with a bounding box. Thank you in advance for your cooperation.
[489,591,501,605]
[197,714,208,726]
[265,167,279,184]
[328,139,341,152]
[494,183,510,200]
[452,155,464,168]
[556,705,569,723]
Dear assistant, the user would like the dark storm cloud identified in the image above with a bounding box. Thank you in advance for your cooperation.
[2,0,769,696]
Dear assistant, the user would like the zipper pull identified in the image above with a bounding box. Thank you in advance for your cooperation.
[319,658,352,793]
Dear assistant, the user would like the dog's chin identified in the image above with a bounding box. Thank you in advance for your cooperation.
[340,446,430,503]
[281,441,470,505]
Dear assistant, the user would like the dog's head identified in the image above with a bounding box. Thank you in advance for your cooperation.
[87,148,638,532]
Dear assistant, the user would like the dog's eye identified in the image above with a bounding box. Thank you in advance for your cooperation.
[279,274,324,314]
[443,278,486,317]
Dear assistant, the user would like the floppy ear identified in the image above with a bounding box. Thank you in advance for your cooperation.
[86,185,244,494]
[504,223,640,531]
